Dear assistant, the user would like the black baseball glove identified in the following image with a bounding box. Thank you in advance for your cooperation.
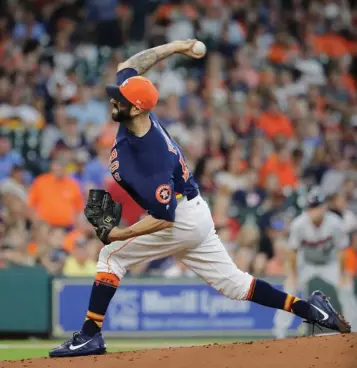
[84,189,122,245]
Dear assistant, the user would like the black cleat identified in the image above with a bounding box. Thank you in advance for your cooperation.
[49,331,106,358]
[307,290,351,334]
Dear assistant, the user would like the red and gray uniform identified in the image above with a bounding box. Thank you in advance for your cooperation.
[289,211,349,271]
[273,211,357,338]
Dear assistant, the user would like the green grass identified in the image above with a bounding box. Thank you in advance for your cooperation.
[0,338,243,361]
[1,348,56,361]
[0,346,136,361]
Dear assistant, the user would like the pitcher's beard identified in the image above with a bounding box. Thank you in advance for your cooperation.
[112,106,132,123]
[112,107,120,121]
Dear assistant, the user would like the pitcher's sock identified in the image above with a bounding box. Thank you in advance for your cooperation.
[290,298,310,319]
[247,279,310,319]
[81,272,119,337]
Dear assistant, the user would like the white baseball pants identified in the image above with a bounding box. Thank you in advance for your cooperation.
[97,195,254,301]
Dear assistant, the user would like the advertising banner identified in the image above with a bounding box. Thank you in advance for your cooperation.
[52,278,301,338]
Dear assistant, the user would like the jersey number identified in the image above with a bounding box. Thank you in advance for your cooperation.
[110,161,119,173]
[179,154,189,182]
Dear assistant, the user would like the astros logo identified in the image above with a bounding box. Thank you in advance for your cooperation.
[155,184,172,204]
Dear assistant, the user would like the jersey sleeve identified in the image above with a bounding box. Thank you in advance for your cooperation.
[116,68,138,85]
[137,172,178,222]
[288,220,301,250]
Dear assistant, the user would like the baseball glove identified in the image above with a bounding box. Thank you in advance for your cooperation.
[84,189,122,244]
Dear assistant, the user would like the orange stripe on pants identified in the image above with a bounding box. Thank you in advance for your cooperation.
[106,237,138,273]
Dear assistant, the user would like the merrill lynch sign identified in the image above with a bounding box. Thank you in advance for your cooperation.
[141,290,250,316]
[53,279,301,337]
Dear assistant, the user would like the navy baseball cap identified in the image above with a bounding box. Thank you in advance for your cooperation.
[307,187,326,208]
[105,85,131,105]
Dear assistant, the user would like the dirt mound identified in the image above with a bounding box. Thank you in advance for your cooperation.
[2,333,357,368]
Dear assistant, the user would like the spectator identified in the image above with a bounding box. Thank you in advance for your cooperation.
[274,70,307,110]
[259,141,297,190]
[152,0,197,44]
[62,236,97,277]
[258,189,288,233]
[230,169,266,226]
[85,0,129,48]
[66,84,108,128]
[267,31,299,65]
[235,224,260,273]
[345,230,357,278]
[0,135,23,182]
[147,60,186,100]
[0,164,28,202]
[343,178,357,215]
[0,87,45,128]
[1,191,30,256]
[256,99,294,139]
[63,213,93,251]
[71,150,91,192]
[264,238,288,277]
[303,145,330,185]
[38,227,68,275]
[82,135,112,192]
[328,191,357,234]
[256,216,286,275]
[321,158,349,196]
[53,116,88,156]
[12,7,46,43]
[213,143,248,227]
[28,155,84,228]
[199,1,225,46]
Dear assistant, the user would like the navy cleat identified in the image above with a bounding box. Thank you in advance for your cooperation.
[49,331,106,358]
[307,290,351,334]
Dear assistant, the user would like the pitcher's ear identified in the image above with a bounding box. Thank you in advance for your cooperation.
[130,105,143,117]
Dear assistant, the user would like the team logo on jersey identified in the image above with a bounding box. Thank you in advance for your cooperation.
[155,184,172,204]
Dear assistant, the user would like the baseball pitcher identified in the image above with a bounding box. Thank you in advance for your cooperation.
[50,41,350,357]
[273,187,357,338]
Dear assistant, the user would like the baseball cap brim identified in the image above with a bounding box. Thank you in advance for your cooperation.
[105,84,130,104]
[307,196,326,208]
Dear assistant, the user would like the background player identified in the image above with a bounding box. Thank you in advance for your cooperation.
[49,40,351,358]
[273,187,357,338]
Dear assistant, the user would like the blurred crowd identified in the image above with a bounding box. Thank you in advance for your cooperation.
[1,0,357,279]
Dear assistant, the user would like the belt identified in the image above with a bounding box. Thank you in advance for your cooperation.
[175,189,198,201]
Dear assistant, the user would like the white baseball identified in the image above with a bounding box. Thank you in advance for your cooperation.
[192,41,206,57]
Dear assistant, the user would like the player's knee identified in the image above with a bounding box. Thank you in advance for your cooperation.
[96,246,125,280]
[213,272,254,301]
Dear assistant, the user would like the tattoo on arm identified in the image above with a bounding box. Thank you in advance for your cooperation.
[120,44,175,75]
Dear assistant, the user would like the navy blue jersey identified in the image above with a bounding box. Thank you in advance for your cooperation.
[109,68,199,222]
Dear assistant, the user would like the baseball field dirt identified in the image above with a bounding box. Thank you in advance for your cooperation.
[1,333,356,368]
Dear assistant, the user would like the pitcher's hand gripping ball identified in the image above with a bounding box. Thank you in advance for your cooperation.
[84,189,122,244]
[192,41,206,57]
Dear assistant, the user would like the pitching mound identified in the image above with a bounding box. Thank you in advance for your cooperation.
[2,333,357,368]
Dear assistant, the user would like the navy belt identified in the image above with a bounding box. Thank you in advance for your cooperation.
[186,189,199,201]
